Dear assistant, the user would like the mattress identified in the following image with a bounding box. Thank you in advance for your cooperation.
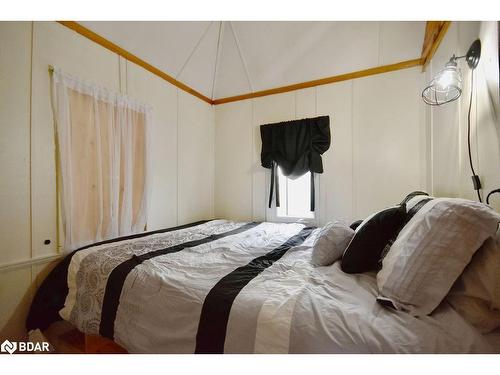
[27,220,495,353]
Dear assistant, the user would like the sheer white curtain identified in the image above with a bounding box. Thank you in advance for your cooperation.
[51,68,152,252]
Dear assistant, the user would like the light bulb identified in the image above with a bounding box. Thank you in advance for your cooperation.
[436,70,454,89]
[422,62,463,106]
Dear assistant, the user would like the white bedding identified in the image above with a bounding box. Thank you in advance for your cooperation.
[55,220,494,353]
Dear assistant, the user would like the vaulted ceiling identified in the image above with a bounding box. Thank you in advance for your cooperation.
[80,21,426,101]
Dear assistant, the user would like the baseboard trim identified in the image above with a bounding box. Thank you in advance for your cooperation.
[0,254,63,272]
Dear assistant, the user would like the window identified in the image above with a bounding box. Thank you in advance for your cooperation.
[268,167,317,223]
[51,69,152,251]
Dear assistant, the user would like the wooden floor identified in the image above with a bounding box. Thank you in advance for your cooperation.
[43,321,127,354]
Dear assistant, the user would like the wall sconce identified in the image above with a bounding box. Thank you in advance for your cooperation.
[422,39,481,105]
[422,39,485,202]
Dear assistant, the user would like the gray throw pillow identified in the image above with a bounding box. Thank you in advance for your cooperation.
[377,197,500,316]
[311,221,355,266]
[446,232,500,333]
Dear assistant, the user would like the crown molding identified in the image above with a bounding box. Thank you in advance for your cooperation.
[213,58,422,105]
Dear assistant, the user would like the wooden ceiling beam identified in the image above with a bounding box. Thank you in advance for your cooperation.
[420,21,451,71]
[212,58,422,105]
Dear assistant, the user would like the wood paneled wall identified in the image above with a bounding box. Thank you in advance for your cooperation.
[428,21,500,211]
[215,67,428,224]
[0,21,215,341]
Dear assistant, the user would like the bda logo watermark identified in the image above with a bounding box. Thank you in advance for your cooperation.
[1,340,16,354]
[1,339,50,354]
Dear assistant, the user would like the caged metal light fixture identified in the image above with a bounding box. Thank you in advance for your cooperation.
[422,39,486,202]
[422,57,463,105]
[422,39,481,105]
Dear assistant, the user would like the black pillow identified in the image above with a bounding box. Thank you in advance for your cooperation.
[349,220,363,230]
[400,191,428,205]
[341,205,407,274]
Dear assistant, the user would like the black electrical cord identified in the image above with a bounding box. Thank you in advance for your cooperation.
[466,69,483,202]
[486,189,500,205]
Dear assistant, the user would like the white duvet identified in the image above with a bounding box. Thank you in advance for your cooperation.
[59,220,495,353]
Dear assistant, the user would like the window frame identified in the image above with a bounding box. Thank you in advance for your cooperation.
[265,169,320,225]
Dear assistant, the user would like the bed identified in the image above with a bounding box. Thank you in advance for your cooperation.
[27,219,497,353]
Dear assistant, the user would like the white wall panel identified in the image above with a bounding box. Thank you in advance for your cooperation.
[0,21,34,342]
[316,81,354,224]
[126,62,179,230]
[420,69,432,194]
[476,22,500,210]
[429,22,461,198]
[456,22,481,202]
[429,21,500,211]
[178,90,215,224]
[31,21,121,256]
[0,266,32,341]
[0,22,32,265]
[214,101,253,220]
[215,68,427,224]
[295,88,316,118]
[353,68,424,218]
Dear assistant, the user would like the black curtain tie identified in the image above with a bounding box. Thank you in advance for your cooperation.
[268,162,280,209]
[275,163,280,208]
[310,172,315,212]
[268,161,274,208]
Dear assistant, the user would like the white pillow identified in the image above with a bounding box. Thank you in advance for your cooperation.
[446,232,500,333]
[377,197,500,316]
[311,221,354,267]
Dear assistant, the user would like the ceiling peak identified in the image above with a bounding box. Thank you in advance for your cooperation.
[175,21,214,79]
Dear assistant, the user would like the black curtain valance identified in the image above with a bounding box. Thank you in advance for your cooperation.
[260,115,331,212]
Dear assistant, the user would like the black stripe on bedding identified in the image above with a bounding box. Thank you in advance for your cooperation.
[194,226,315,354]
[77,220,210,252]
[99,221,260,339]
[26,220,210,332]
